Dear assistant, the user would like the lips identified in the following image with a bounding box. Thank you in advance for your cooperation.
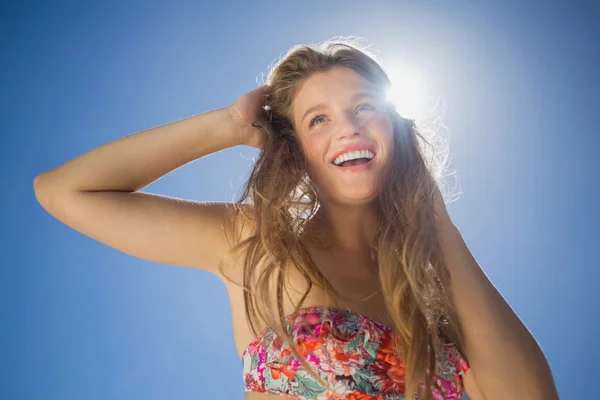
[334,157,375,172]
[329,143,377,164]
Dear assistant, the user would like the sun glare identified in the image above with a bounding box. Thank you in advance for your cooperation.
[384,61,429,121]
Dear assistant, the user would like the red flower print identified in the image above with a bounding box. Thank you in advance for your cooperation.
[267,362,297,381]
[370,355,407,395]
[347,393,384,400]
[244,373,265,392]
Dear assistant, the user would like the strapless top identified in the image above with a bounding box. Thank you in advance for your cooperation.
[242,306,470,399]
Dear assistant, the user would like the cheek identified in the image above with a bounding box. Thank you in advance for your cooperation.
[302,135,329,166]
[372,116,394,147]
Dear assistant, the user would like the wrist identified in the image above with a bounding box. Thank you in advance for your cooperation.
[205,107,246,148]
[221,106,249,146]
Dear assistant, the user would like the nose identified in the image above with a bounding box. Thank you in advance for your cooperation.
[334,112,366,141]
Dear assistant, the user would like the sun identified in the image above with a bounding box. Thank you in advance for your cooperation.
[384,61,429,121]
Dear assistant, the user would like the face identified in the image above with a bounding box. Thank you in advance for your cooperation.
[291,66,395,206]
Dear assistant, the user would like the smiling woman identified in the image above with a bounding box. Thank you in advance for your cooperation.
[34,35,557,400]
[220,39,478,400]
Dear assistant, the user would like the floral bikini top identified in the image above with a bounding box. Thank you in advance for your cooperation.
[242,307,470,400]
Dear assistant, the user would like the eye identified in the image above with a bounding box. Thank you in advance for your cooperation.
[357,103,375,112]
[308,114,326,128]
[308,103,376,128]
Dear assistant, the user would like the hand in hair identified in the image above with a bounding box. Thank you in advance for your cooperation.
[227,85,272,149]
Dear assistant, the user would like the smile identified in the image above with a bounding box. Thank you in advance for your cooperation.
[331,154,375,172]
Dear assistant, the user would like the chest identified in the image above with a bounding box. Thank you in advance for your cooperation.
[224,251,393,358]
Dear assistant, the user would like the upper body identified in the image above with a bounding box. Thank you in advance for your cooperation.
[215,46,475,398]
[221,223,472,400]
[34,38,558,400]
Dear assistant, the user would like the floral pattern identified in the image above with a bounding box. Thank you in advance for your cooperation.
[242,307,470,399]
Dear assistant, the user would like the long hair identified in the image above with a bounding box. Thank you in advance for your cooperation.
[220,37,468,400]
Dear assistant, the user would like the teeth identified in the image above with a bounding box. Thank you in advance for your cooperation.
[333,150,375,166]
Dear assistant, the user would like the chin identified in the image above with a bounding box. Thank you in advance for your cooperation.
[325,185,382,206]
[309,170,385,204]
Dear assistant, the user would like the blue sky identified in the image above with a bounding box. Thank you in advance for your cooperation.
[3,1,598,399]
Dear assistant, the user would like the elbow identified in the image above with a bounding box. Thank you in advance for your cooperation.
[33,174,46,194]
[33,174,52,208]
[33,173,63,209]
[33,173,54,196]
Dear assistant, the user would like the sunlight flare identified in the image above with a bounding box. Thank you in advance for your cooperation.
[385,61,429,120]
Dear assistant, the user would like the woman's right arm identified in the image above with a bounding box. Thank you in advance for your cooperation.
[33,94,268,276]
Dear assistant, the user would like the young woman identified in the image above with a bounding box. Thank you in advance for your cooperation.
[34,39,558,400]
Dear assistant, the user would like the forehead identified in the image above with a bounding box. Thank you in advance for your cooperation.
[292,66,382,125]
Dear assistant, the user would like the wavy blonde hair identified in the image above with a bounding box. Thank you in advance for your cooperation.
[220,37,468,400]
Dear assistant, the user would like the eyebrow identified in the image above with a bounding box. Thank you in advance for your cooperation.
[300,90,382,124]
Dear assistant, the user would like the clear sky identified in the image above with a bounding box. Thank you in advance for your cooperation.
[3,1,598,399]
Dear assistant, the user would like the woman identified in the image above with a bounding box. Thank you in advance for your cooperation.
[34,39,558,399]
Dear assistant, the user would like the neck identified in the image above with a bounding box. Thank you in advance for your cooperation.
[309,201,379,255]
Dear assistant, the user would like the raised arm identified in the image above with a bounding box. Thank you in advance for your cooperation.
[33,86,270,276]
